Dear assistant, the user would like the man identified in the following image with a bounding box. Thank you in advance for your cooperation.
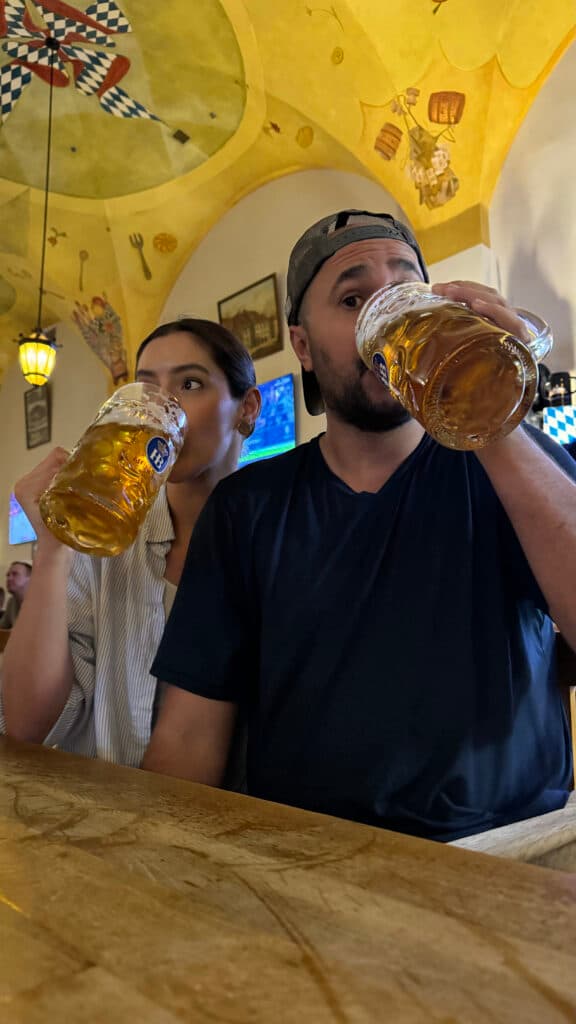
[0,562,31,629]
[143,209,576,842]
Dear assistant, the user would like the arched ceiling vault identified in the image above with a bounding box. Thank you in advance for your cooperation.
[0,0,574,382]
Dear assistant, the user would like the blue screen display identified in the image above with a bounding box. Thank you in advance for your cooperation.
[9,492,37,546]
[239,373,296,466]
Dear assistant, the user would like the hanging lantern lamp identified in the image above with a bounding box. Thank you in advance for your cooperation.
[17,35,59,387]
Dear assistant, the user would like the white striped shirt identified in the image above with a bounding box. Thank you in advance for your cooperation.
[1,488,175,766]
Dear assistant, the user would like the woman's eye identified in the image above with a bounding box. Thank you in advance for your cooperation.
[182,378,202,391]
[341,295,363,309]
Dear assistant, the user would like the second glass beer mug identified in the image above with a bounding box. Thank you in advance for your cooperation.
[40,383,187,556]
[356,282,553,450]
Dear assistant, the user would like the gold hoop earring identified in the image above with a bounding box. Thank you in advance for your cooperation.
[237,420,255,438]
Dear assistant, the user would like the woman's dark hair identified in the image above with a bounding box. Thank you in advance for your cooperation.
[136,318,256,397]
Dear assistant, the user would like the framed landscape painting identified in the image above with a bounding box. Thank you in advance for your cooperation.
[218,274,282,360]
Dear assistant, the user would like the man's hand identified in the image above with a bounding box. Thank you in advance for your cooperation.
[432,281,531,345]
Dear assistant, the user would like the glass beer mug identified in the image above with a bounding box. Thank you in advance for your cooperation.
[356,282,553,450]
[40,383,187,557]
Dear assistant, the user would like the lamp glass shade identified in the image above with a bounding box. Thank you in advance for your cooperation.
[18,331,57,386]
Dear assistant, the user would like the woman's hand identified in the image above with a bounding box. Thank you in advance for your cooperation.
[14,448,70,551]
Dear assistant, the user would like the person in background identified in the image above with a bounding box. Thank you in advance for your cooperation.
[143,210,576,844]
[0,562,32,628]
[1,319,260,768]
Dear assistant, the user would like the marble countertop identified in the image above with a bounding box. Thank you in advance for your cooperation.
[0,737,575,1022]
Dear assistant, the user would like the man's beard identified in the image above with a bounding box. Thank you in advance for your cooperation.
[318,358,411,433]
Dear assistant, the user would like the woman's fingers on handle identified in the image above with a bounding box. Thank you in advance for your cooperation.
[14,447,69,528]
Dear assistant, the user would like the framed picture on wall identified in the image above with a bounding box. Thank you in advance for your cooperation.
[218,274,283,360]
[24,385,51,449]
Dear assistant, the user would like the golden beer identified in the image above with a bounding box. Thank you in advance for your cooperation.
[40,384,187,556]
[356,284,552,450]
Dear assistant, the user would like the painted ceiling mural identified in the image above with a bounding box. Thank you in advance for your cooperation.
[0,0,574,384]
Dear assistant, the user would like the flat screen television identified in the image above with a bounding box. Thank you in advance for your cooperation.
[9,492,37,546]
[239,372,296,467]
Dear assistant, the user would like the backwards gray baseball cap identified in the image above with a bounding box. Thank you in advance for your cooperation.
[286,209,429,415]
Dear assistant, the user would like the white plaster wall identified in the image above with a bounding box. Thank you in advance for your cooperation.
[490,41,576,373]
[428,244,498,288]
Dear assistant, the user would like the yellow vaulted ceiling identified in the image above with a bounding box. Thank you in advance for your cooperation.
[0,0,574,383]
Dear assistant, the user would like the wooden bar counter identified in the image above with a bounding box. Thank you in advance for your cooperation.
[0,738,575,1022]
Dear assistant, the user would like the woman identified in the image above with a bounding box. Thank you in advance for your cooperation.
[1,319,260,765]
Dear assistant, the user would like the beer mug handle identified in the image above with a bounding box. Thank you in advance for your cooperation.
[515,308,553,364]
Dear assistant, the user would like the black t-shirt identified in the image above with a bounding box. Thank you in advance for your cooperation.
[153,428,576,841]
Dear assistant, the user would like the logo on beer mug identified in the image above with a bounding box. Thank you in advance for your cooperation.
[146,436,171,473]
[372,352,389,387]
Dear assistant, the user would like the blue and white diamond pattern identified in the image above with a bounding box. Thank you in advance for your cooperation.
[1,0,161,124]
[543,406,576,446]
[68,49,115,95]
[4,39,65,73]
[85,1,131,34]
[0,60,31,122]
[68,23,112,45]
[39,12,71,38]
[53,14,112,47]
[3,1,30,38]
[3,40,35,59]
[41,12,109,46]
[99,84,159,120]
